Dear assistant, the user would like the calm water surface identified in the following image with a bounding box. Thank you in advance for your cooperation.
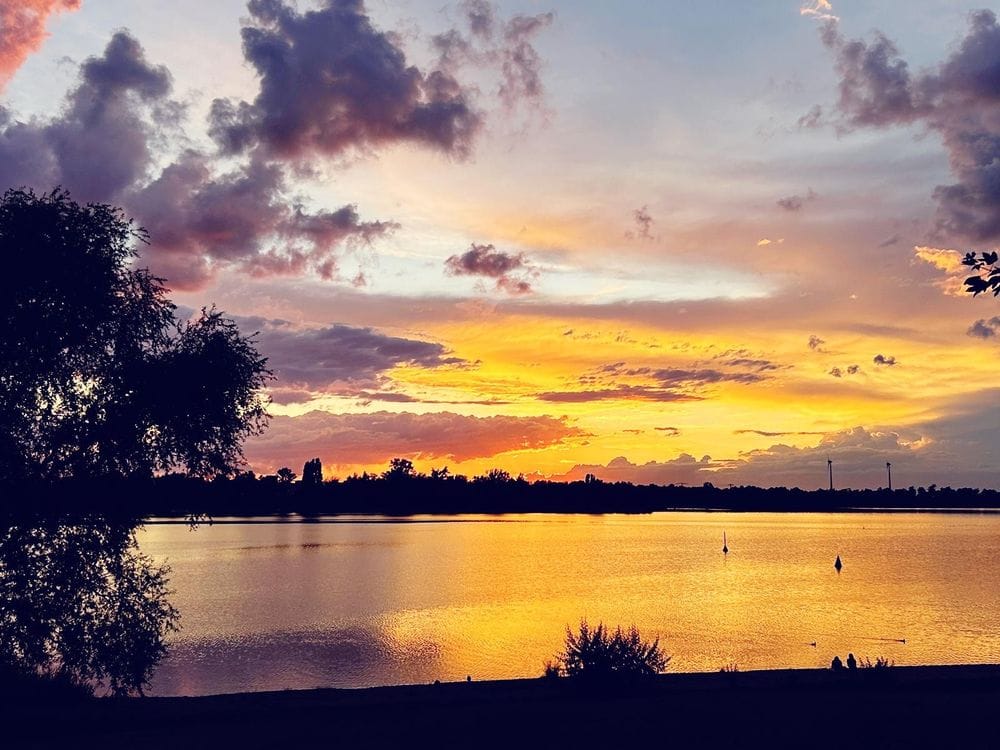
[139,512,1000,696]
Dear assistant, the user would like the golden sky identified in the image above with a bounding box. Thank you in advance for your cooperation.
[3,0,999,488]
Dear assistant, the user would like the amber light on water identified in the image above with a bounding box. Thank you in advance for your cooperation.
[139,512,1000,696]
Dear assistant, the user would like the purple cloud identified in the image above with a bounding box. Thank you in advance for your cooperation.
[129,152,395,288]
[445,242,535,295]
[210,0,482,161]
[967,316,1000,339]
[0,31,174,203]
[817,11,1000,242]
[777,189,818,211]
[625,205,655,240]
[240,319,466,392]
[433,0,554,113]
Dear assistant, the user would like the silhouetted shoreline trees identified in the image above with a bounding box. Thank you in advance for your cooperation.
[3,463,998,518]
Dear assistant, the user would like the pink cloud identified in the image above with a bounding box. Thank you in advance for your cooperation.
[0,0,81,90]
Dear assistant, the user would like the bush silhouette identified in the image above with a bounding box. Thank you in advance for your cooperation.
[859,656,895,670]
[550,620,669,679]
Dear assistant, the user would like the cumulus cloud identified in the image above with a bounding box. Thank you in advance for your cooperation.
[967,316,1000,339]
[873,354,897,366]
[0,28,404,289]
[445,242,536,295]
[817,10,1000,242]
[0,0,81,90]
[244,409,584,471]
[0,31,174,203]
[912,245,968,296]
[913,245,965,273]
[209,0,482,161]
[433,0,554,114]
[808,334,826,351]
[240,318,465,393]
[799,0,838,23]
[128,152,396,288]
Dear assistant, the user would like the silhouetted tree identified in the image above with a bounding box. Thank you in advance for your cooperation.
[382,457,417,480]
[963,251,1000,296]
[0,517,178,695]
[276,467,297,483]
[0,188,271,480]
[302,458,323,485]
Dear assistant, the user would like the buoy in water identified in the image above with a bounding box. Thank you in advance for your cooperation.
[834,554,843,572]
[722,531,728,555]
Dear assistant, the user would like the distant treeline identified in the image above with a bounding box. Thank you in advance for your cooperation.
[2,458,999,518]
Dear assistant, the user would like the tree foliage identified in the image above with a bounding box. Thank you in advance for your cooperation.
[0,188,271,480]
[302,458,323,485]
[0,518,178,696]
[552,620,670,680]
[963,251,1000,297]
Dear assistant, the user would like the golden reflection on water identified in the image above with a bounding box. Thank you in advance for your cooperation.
[140,513,1000,695]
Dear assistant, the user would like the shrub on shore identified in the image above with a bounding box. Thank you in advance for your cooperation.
[860,656,895,670]
[545,620,669,679]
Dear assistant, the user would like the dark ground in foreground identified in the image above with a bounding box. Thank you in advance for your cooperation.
[7,665,1000,749]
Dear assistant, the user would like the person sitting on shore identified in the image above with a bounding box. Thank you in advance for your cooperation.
[846,653,857,670]
[831,656,843,670]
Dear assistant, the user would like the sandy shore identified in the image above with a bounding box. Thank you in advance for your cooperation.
[10,664,1000,749]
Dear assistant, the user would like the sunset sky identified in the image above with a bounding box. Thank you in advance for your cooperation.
[2,0,998,489]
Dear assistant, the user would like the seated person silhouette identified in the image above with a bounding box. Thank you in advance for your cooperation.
[831,655,843,670]
[846,653,857,670]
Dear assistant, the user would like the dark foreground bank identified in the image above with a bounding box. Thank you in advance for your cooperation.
[7,664,1000,749]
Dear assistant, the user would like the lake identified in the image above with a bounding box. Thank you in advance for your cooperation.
[139,512,1000,696]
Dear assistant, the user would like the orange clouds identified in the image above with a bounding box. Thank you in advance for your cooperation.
[244,410,586,474]
[0,0,80,89]
[913,246,967,296]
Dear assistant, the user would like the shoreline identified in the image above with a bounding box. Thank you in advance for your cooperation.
[13,663,1000,748]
